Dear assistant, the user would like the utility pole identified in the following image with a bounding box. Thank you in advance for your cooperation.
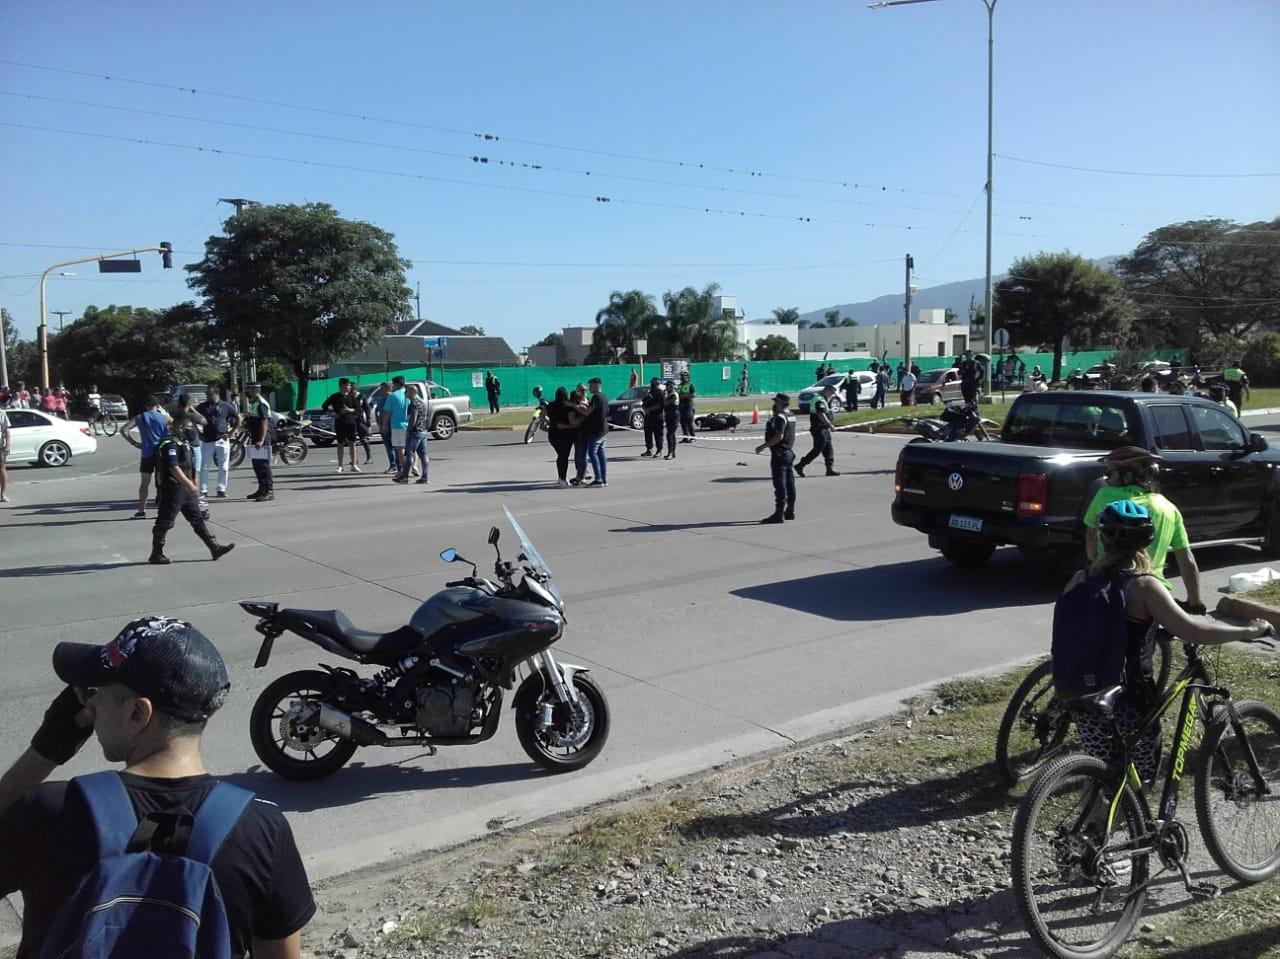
[903,254,914,372]
[219,198,258,387]
[415,282,422,323]
[0,310,9,388]
[51,310,71,332]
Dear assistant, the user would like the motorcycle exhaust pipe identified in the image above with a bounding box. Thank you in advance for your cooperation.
[316,704,387,746]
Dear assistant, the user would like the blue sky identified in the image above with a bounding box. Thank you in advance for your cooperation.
[2,0,1277,348]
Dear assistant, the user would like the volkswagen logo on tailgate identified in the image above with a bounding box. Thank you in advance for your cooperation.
[947,472,964,491]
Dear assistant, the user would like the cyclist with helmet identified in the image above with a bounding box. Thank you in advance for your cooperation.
[1065,500,1273,780]
[1082,446,1202,611]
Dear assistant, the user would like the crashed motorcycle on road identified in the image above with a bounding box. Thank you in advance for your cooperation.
[903,402,997,444]
[241,507,609,780]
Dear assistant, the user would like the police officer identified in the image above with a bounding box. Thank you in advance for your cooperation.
[150,414,236,564]
[1223,360,1250,411]
[795,383,840,478]
[755,393,796,524]
[959,350,981,406]
[243,382,275,501]
[640,377,665,458]
[677,370,696,442]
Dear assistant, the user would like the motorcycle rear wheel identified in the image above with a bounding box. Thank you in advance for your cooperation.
[514,671,610,773]
[279,438,308,466]
[250,670,358,780]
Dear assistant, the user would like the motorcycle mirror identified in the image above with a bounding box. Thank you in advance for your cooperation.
[440,548,458,563]
[488,527,500,546]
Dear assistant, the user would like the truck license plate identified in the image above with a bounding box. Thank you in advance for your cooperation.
[949,514,983,534]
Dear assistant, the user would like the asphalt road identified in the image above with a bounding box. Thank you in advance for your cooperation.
[4,418,1279,887]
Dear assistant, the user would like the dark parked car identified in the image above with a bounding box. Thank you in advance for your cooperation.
[608,387,651,431]
[892,391,1277,569]
[913,368,964,405]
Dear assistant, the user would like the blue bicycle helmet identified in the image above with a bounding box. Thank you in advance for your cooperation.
[1097,499,1155,553]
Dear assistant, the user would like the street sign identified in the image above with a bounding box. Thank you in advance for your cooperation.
[99,260,142,273]
[422,336,450,350]
[633,339,647,356]
[994,327,1010,348]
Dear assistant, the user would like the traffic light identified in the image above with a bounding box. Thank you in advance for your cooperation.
[160,241,173,269]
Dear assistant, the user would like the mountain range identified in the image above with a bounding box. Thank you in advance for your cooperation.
[796,257,1120,328]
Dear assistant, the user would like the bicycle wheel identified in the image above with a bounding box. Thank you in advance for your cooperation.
[229,439,246,469]
[524,418,538,444]
[1195,699,1280,883]
[1150,633,1173,694]
[100,412,119,437]
[996,660,1073,786]
[1013,754,1150,959]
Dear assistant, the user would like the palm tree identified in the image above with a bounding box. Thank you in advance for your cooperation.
[593,290,657,362]
[772,306,800,325]
[824,309,842,328]
[664,283,736,361]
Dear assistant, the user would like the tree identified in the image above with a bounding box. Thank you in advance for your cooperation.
[771,307,800,325]
[1116,218,1280,348]
[45,304,221,403]
[592,289,657,362]
[993,251,1131,381]
[459,324,486,336]
[752,335,799,361]
[824,309,841,328]
[1243,332,1280,387]
[186,202,412,409]
[1,307,37,386]
[944,308,960,325]
[1,307,19,350]
[536,331,564,347]
[663,283,737,360]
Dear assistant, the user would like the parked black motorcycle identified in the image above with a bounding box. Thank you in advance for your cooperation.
[241,507,610,780]
[903,403,996,443]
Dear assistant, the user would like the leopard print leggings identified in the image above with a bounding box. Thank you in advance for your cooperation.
[1072,699,1163,782]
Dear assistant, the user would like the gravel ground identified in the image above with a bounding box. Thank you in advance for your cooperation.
[299,669,1278,959]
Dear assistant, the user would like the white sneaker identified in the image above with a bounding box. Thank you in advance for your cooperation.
[556,480,569,488]
[350,463,360,473]
[0,493,8,503]
[336,466,345,473]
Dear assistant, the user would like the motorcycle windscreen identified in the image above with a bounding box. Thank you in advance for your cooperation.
[503,505,552,578]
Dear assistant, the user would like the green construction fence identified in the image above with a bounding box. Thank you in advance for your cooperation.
[275,348,1188,412]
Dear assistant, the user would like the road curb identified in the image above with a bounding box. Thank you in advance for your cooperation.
[301,650,1045,884]
[459,424,520,431]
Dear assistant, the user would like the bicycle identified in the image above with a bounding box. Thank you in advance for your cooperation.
[1011,635,1280,959]
[995,632,1174,786]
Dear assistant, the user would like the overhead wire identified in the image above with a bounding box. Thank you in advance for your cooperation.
[995,153,1280,179]
[0,58,1240,218]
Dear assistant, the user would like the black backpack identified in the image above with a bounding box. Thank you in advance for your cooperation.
[1051,571,1137,700]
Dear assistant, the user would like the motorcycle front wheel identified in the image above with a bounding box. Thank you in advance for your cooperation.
[250,670,358,780]
[514,671,610,773]
[279,438,308,466]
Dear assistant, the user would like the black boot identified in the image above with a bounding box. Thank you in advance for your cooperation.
[784,506,795,520]
[194,519,236,561]
[825,467,841,477]
[149,532,171,565]
[760,510,784,525]
[794,463,806,478]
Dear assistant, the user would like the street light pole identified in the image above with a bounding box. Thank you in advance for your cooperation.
[51,310,72,332]
[869,0,998,394]
[219,198,259,386]
[37,249,170,389]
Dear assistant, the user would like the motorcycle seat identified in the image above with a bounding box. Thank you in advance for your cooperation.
[276,608,422,656]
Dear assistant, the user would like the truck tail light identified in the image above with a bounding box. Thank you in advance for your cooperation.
[894,456,904,494]
[1016,472,1047,516]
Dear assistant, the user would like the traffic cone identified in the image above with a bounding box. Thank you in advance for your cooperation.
[751,404,760,425]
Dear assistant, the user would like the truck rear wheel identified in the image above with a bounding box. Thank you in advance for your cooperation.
[940,539,995,568]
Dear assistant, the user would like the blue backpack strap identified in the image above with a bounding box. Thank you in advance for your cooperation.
[74,771,139,856]
[184,782,254,864]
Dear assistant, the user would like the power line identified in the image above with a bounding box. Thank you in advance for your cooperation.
[995,153,1280,179]
[0,58,1241,219]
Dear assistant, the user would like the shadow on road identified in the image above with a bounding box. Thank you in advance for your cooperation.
[609,521,763,533]
[0,560,179,578]
[13,500,136,515]
[709,476,770,484]
[225,758,545,811]
[440,481,555,494]
[731,555,1061,621]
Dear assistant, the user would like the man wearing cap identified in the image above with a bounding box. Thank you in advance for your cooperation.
[641,377,665,458]
[1223,360,1250,411]
[755,393,797,523]
[677,370,696,442]
[243,382,275,501]
[0,617,316,958]
[795,383,840,478]
[150,414,236,565]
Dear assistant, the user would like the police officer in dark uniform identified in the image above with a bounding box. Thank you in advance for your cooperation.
[756,392,796,524]
[640,378,665,458]
[150,414,236,565]
[795,383,840,478]
[243,382,275,501]
[959,350,981,406]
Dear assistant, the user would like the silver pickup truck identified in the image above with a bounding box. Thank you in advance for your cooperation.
[353,382,472,440]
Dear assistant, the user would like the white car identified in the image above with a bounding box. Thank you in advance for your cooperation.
[3,409,98,467]
[797,372,876,413]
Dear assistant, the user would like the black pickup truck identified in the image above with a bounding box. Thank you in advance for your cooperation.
[891,391,1279,568]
